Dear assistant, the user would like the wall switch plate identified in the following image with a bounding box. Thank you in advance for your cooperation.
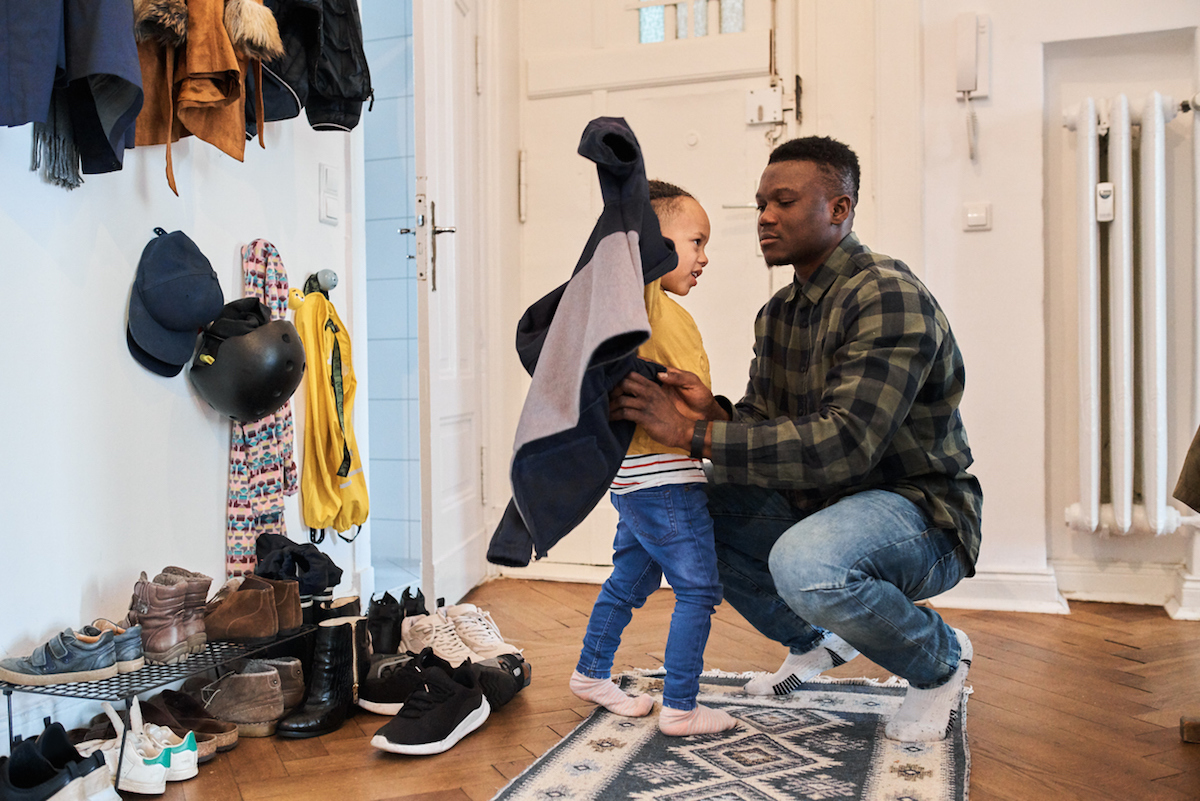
[962,201,992,231]
[319,162,341,225]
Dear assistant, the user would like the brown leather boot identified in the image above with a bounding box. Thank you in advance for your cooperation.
[126,571,189,665]
[204,576,279,645]
[159,566,212,653]
[257,576,303,636]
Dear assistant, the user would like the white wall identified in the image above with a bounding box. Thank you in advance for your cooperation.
[919,1,1200,613]
[0,120,363,742]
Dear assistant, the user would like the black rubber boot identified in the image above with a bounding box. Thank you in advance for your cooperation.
[275,616,368,739]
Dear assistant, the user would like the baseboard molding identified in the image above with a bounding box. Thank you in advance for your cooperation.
[504,563,1073,615]
[927,567,1070,614]
[1051,558,1183,609]
[1165,569,1200,620]
[499,561,613,585]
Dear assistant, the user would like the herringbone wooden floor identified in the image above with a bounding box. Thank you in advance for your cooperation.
[159,578,1200,800]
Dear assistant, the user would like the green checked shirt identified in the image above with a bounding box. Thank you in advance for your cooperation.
[709,232,983,572]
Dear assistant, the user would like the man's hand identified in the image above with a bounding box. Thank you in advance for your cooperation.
[655,368,725,421]
[610,369,728,450]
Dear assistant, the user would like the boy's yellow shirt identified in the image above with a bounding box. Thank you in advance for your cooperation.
[628,279,712,457]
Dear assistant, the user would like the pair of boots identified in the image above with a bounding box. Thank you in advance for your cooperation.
[275,615,369,739]
[126,567,212,665]
[366,587,427,655]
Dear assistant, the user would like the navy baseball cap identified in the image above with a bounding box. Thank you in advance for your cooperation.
[127,228,224,377]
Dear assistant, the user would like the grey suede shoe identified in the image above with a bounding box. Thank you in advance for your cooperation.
[182,661,285,737]
[0,628,117,686]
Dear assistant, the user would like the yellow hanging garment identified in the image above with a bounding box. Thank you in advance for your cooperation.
[289,287,369,540]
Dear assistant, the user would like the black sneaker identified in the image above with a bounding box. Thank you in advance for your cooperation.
[358,654,423,715]
[472,653,532,710]
[411,644,529,710]
[366,592,403,655]
[369,664,490,755]
[0,736,104,801]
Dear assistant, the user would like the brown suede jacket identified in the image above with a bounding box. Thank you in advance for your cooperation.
[133,0,283,194]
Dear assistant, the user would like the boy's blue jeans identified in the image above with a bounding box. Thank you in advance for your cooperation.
[707,485,969,690]
[576,483,722,710]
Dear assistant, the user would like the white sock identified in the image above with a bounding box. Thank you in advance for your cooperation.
[885,628,973,742]
[570,671,655,717]
[659,704,739,737]
[744,632,859,695]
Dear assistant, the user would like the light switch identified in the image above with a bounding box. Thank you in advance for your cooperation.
[319,162,342,226]
[962,201,991,231]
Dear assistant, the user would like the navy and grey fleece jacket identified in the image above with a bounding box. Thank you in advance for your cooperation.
[486,117,677,567]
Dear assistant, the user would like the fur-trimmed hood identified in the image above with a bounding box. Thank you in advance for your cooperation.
[225,0,284,61]
[134,0,187,46]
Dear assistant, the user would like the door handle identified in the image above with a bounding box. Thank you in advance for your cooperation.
[429,201,456,291]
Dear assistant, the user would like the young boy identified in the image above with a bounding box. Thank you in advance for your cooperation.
[569,181,738,737]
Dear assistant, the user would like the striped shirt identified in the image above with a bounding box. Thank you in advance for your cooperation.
[610,453,707,494]
[708,233,983,572]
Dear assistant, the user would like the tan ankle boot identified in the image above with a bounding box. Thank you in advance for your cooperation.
[257,576,303,636]
[204,576,279,645]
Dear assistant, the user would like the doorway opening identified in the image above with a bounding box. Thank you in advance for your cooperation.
[362,0,421,599]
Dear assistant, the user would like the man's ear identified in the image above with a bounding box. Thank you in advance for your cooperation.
[830,195,853,225]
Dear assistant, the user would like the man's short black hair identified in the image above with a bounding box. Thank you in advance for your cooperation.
[768,137,859,205]
[648,179,694,220]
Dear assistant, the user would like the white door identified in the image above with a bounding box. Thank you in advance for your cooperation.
[511,0,795,571]
[413,0,487,606]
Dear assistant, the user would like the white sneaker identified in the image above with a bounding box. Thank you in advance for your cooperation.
[125,696,198,781]
[75,702,168,795]
[444,604,521,660]
[400,612,485,666]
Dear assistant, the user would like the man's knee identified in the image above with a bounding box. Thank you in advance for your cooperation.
[767,521,856,600]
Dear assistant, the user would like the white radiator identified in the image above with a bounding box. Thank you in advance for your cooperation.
[1063,92,1200,537]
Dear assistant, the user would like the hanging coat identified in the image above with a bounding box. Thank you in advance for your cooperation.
[486,117,677,567]
[133,0,281,194]
[289,287,368,538]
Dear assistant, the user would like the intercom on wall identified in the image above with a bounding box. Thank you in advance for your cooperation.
[955,12,991,100]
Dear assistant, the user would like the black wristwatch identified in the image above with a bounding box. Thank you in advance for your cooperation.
[690,420,708,459]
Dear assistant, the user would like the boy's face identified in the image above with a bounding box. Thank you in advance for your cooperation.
[659,196,710,296]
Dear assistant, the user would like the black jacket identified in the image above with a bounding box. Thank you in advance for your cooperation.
[247,0,372,135]
[486,117,676,567]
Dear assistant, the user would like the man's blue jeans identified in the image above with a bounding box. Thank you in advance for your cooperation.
[576,483,723,710]
[707,485,968,689]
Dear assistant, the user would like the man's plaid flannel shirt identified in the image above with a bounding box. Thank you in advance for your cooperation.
[709,232,983,571]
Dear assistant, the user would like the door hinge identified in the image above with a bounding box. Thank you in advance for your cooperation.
[475,36,483,96]
[518,149,527,223]
[479,445,487,506]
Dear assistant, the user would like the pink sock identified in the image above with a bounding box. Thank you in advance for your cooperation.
[659,704,739,736]
[570,671,655,717]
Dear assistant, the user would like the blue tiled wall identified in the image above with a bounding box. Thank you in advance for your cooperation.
[362,0,419,563]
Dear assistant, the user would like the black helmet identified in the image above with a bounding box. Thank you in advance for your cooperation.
[189,298,306,423]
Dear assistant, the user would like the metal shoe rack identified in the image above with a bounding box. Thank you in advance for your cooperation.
[1,627,314,779]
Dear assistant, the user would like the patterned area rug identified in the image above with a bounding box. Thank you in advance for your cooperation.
[493,671,969,801]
